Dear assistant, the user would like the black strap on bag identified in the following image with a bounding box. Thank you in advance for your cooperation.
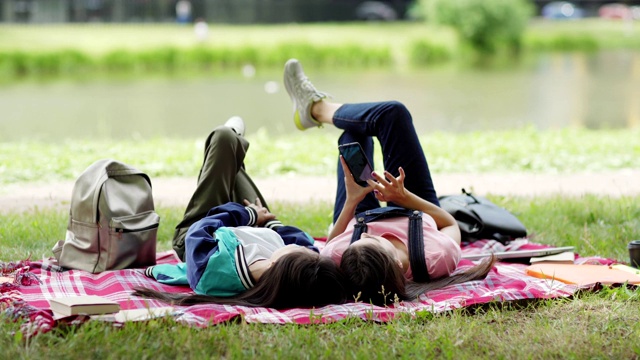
[350,206,430,282]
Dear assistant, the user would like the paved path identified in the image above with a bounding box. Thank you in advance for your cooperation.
[1,170,639,213]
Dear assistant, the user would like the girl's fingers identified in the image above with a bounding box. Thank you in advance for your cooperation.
[384,170,399,186]
[340,156,357,186]
[374,189,385,200]
[371,171,390,185]
[339,156,351,174]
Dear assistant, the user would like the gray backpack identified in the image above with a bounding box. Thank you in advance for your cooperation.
[53,159,160,273]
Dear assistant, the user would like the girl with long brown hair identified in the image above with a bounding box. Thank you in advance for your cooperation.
[133,120,348,309]
[284,58,495,306]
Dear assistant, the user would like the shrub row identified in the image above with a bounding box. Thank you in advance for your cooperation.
[0,42,398,79]
[0,31,635,80]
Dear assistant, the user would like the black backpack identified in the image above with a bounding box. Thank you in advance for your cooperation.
[439,189,527,244]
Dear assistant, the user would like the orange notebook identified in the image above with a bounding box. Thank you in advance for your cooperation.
[525,264,640,286]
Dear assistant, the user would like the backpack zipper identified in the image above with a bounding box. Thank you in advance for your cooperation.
[114,223,159,237]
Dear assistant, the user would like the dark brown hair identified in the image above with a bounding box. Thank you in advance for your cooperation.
[133,251,348,309]
[339,244,407,305]
[340,245,496,306]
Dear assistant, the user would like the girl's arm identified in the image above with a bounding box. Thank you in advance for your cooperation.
[368,168,461,245]
[327,156,374,243]
[204,201,275,228]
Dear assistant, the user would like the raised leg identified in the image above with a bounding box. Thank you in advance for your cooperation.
[172,126,267,260]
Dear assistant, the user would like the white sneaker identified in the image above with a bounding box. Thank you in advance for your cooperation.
[224,116,245,137]
[283,59,329,130]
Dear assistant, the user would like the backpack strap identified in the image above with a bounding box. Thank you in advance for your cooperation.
[349,207,430,282]
[350,215,368,244]
[408,210,429,282]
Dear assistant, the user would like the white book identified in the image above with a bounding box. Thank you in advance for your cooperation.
[529,251,575,264]
[49,295,120,316]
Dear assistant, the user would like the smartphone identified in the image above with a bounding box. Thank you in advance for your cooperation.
[338,142,374,187]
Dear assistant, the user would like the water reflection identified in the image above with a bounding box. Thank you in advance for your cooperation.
[0,51,638,142]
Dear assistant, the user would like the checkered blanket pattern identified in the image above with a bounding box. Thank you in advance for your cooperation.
[1,239,615,336]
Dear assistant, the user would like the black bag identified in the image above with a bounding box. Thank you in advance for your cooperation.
[438,189,527,244]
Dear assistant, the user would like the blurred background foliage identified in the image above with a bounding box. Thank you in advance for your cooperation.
[418,0,534,54]
[1,0,639,80]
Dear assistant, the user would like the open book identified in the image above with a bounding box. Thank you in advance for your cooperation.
[526,263,640,286]
[461,246,575,261]
[49,295,120,316]
[529,251,575,264]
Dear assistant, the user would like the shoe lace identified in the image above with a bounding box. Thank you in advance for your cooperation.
[297,75,329,101]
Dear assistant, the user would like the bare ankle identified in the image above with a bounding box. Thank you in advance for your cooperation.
[310,101,324,123]
[312,101,341,125]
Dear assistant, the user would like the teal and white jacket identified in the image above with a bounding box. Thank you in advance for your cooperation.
[145,202,316,297]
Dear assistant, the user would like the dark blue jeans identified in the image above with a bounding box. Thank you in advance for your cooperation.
[332,101,440,223]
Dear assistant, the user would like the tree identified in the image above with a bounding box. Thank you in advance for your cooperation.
[420,0,534,55]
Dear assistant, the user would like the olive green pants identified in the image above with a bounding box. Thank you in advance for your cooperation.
[172,126,268,261]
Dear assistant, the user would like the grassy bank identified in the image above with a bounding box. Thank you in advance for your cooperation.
[525,19,640,51]
[0,20,639,80]
[1,128,638,185]
[2,195,639,262]
[1,196,640,357]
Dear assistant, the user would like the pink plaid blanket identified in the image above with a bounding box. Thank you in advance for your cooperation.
[1,239,614,337]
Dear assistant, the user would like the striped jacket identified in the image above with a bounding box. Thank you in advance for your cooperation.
[145,202,316,297]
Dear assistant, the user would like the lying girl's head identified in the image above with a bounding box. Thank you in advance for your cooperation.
[341,237,497,306]
[340,240,409,306]
[255,247,349,308]
[133,248,348,309]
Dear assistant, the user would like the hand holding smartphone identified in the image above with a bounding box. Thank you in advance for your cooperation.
[338,142,374,187]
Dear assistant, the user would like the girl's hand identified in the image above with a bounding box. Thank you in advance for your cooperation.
[368,167,409,206]
[328,157,374,242]
[243,198,276,226]
[340,156,373,205]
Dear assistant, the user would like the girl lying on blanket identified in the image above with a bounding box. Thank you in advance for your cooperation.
[133,123,348,309]
[283,59,496,306]
[136,58,495,309]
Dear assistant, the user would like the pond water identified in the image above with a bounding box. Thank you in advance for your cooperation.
[0,50,638,142]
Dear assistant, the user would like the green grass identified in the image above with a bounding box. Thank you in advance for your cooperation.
[526,18,640,51]
[1,128,638,186]
[2,196,639,261]
[2,196,638,263]
[2,197,640,358]
[2,127,639,356]
[1,20,639,80]
[1,292,640,359]
[0,23,457,80]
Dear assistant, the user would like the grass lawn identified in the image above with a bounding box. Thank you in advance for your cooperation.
[1,195,640,358]
[0,19,637,54]
[1,87,639,358]
[1,128,639,185]
[0,22,456,54]
[1,130,640,357]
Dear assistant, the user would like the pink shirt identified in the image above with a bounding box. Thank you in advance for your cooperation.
[320,213,461,280]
